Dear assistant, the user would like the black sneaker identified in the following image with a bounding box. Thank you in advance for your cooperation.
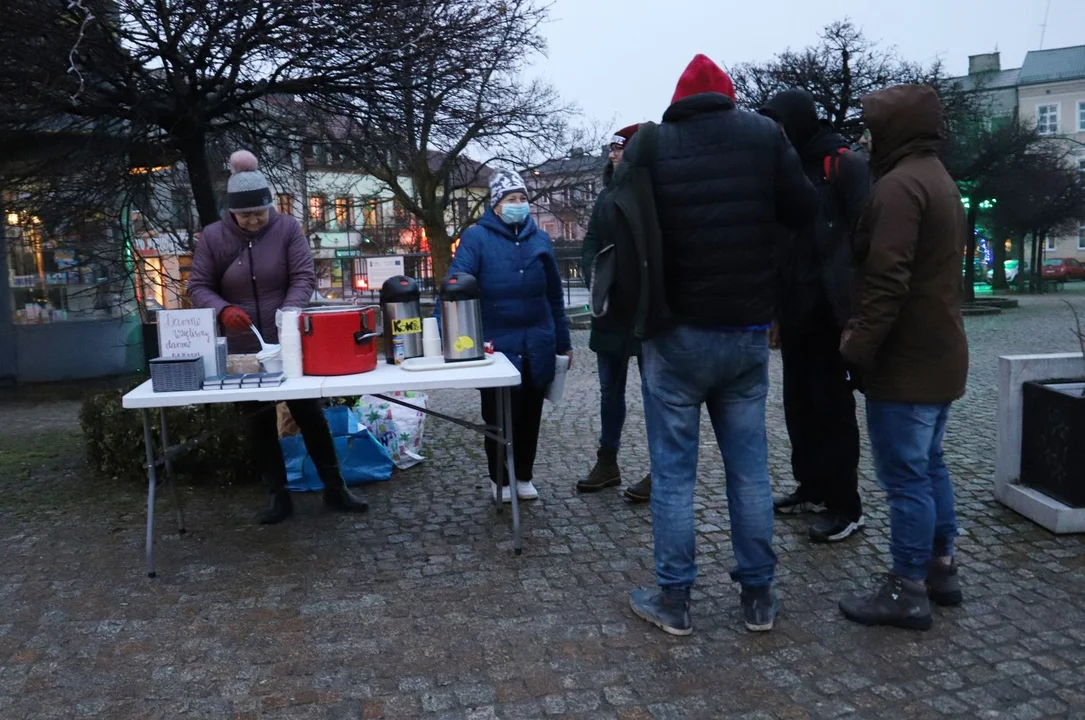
[622,474,651,503]
[927,558,963,607]
[809,514,866,543]
[577,447,621,492]
[740,585,779,632]
[629,587,692,636]
[839,573,932,631]
[773,491,826,515]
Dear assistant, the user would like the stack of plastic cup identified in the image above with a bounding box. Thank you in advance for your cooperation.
[422,317,442,358]
[278,309,304,378]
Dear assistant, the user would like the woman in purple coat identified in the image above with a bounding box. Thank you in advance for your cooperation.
[188,150,368,524]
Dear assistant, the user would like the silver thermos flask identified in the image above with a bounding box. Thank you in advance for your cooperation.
[440,273,485,362]
[380,275,423,364]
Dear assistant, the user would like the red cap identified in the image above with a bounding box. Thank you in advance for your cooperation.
[671,54,735,104]
[609,124,641,148]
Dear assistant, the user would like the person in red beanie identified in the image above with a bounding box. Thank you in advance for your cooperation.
[578,123,652,503]
[623,54,819,637]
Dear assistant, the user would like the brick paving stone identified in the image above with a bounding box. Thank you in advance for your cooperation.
[1,291,1085,718]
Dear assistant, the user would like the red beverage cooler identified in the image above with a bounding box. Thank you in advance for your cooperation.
[300,306,381,376]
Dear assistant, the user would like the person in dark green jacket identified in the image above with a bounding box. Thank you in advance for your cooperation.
[576,124,652,502]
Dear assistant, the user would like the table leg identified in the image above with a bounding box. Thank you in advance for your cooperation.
[141,409,159,579]
[159,408,186,535]
[502,387,522,556]
[492,391,504,513]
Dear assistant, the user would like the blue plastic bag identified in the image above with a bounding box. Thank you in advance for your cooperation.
[282,407,394,492]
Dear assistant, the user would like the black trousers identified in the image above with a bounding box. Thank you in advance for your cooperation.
[238,398,343,493]
[480,359,547,485]
[780,311,862,520]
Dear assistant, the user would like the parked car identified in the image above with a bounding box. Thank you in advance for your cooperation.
[1041,258,1085,282]
[986,259,1028,286]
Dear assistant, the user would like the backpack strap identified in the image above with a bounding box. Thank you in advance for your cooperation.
[823,147,848,183]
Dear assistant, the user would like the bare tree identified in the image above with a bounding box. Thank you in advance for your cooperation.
[990,146,1085,294]
[318,0,595,280]
[0,0,463,226]
[730,19,972,144]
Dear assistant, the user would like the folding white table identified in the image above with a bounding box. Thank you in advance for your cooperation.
[122,354,523,577]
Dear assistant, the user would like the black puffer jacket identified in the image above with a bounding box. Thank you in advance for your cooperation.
[651,93,818,328]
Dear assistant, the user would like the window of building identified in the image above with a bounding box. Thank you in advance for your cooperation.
[1045,235,1057,252]
[335,196,353,230]
[1078,159,1085,184]
[1079,225,1085,252]
[276,193,293,217]
[170,189,191,229]
[1036,104,1060,135]
[362,202,378,229]
[1079,101,1085,132]
[308,195,326,230]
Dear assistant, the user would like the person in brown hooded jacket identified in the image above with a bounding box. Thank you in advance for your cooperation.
[837,85,969,631]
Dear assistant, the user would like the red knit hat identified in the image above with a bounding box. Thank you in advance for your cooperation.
[671,54,735,104]
[609,124,641,148]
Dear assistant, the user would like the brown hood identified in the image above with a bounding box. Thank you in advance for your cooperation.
[862,84,943,177]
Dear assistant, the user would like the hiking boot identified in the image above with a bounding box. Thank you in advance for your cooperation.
[577,447,621,492]
[322,486,369,514]
[622,474,652,504]
[629,587,692,636]
[839,573,932,631]
[773,491,826,515]
[809,513,866,543]
[258,489,294,525]
[740,584,779,632]
[927,557,963,607]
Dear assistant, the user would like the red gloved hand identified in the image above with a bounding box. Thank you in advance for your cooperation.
[220,306,253,333]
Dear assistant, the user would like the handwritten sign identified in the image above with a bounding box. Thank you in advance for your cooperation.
[157,309,218,377]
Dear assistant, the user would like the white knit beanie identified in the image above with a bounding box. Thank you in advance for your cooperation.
[226,150,273,212]
[489,169,528,207]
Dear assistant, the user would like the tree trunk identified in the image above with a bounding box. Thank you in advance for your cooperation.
[991,234,1008,290]
[426,218,455,289]
[1016,232,1027,294]
[964,203,978,302]
[1030,230,1043,294]
[177,133,220,228]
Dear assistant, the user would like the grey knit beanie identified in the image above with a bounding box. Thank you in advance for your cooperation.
[489,169,528,207]
[226,150,273,211]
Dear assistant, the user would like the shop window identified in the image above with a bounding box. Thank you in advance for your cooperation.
[5,213,133,324]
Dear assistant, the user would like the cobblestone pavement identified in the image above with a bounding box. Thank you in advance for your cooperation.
[2,291,1085,720]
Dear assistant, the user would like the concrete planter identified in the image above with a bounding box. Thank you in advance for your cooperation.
[1020,381,1085,508]
[997,353,1085,533]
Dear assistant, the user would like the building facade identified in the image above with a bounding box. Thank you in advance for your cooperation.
[955,46,1085,263]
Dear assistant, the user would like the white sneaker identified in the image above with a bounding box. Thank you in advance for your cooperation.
[517,481,539,501]
[491,481,512,504]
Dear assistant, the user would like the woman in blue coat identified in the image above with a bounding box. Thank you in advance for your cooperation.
[446,169,573,503]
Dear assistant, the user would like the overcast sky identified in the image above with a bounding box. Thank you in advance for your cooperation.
[538,0,1085,131]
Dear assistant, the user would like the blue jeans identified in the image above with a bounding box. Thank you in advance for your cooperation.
[643,326,776,590]
[597,352,648,450]
[866,401,959,582]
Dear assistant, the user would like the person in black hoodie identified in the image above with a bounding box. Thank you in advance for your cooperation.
[758,89,872,543]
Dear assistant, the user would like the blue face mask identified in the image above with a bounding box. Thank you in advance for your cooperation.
[499,202,531,225]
